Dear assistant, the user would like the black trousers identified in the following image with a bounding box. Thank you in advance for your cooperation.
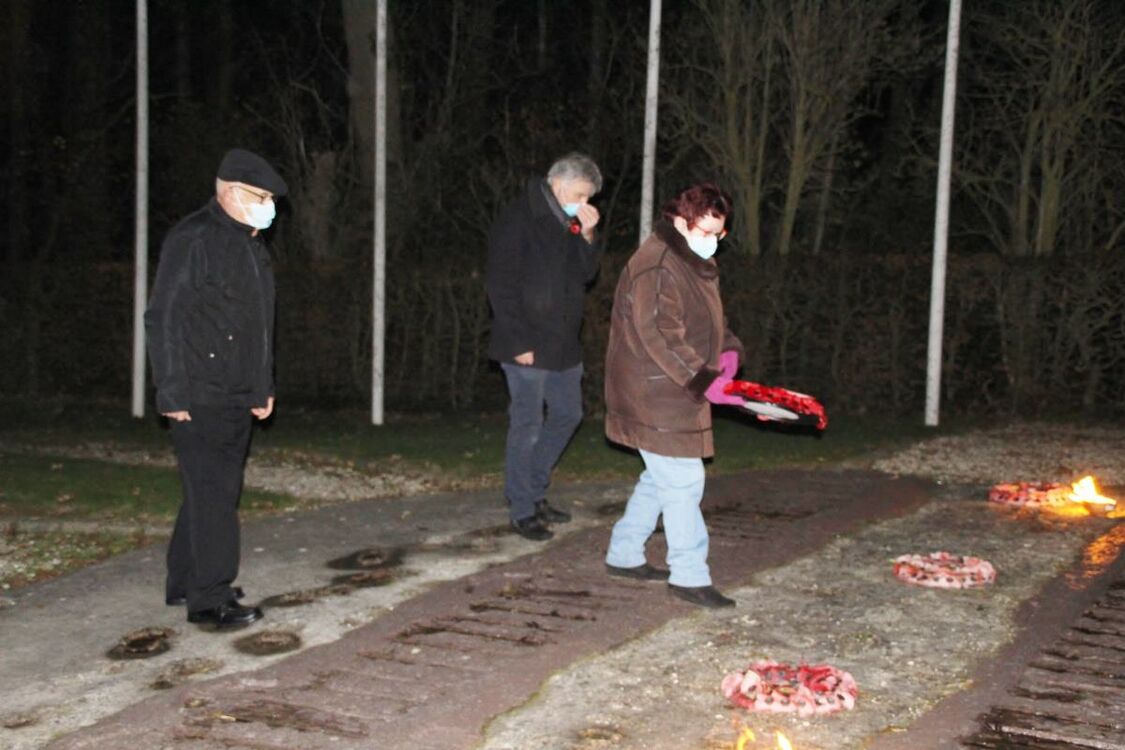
[166,404,253,612]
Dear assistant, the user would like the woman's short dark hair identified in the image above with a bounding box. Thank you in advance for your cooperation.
[660,182,732,227]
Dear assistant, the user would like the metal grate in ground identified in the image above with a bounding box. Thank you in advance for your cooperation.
[963,580,1125,750]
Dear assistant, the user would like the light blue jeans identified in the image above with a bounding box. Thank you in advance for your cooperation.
[605,449,710,587]
[500,363,584,522]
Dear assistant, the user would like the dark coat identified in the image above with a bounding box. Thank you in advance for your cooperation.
[145,199,276,413]
[604,221,744,458]
[485,179,603,371]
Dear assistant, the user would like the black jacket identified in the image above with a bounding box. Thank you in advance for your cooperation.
[145,198,276,412]
[485,179,603,370]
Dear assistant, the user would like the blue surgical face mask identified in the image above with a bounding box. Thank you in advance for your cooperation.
[687,234,718,259]
[237,194,276,229]
[563,202,581,218]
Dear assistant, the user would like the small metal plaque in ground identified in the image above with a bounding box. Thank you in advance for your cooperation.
[326,547,403,570]
[2,711,38,729]
[596,500,627,516]
[575,725,626,746]
[106,627,174,660]
[330,567,395,588]
[150,657,222,689]
[232,630,302,656]
[190,699,368,739]
[260,584,354,608]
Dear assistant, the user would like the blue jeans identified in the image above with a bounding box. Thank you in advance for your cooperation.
[501,363,584,522]
[605,449,710,587]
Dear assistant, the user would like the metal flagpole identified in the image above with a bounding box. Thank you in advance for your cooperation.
[638,0,662,241]
[925,0,963,427]
[131,0,149,418]
[371,0,387,425]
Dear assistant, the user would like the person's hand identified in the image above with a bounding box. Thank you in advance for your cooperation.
[514,351,535,366]
[576,203,600,240]
[704,376,743,406]
[251,396,275,420]
[704,351,743,406]
[163,410,192,422]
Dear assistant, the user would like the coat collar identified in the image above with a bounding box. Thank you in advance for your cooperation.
[527,178,569,227]
[207,196,258,235]
[653,220,718,279]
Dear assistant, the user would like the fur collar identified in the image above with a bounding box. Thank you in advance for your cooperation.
[653,220,718,279]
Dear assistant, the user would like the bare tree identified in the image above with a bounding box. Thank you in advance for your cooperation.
[5,0,31,269]
[772,0,900,257]
[956,0,1125,256]
[664,0,911,255]
[663,0,776,255]
[342,0,402,190]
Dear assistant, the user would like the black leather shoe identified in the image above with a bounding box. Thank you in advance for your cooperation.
[606,562,670,581]
[668,584,736,608]
[535,500,571,524]
[187,601,263,629]
[511,516,554,541]
[166,586,245,607]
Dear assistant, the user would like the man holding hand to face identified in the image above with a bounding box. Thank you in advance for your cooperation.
[485,153,604,541]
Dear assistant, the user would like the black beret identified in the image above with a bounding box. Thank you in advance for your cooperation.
[217,148,288,197]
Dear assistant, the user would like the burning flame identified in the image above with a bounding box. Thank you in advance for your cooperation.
[1068,476,1116,509]
[734,728,794,750]
[735,729,755,750]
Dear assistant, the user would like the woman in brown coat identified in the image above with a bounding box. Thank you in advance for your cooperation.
[603,183,745,608]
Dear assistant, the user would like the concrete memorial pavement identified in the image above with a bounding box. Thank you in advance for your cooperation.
[1,469,1121,749]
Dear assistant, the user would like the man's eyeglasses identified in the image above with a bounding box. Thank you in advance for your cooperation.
[234,184,273,204]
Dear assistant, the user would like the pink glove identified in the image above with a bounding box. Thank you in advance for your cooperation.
[704,351,743,406]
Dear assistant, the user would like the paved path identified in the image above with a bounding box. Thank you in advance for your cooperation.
[5,469,1122,750]
[39,470,929,749]
[871,522,1125,750]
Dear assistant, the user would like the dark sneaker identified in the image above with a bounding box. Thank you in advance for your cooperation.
[668,584,736,608]
[187,601,264,629]
[511,516,554,541]
[166,585,244,607]
[535,500,571,524]
[605,563,670,581]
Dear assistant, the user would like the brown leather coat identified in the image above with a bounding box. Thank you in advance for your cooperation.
[604,221,744,458]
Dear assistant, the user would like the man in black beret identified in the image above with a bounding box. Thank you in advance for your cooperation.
[145,148,287,629]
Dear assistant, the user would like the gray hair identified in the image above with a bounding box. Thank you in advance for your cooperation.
[547,152,603,194]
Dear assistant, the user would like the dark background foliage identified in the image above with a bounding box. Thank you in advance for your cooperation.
[2,0,1123,417]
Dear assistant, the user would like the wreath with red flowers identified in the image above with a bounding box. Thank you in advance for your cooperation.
[988,481,1070,507]
[892,551,997,589]
[723,380,828,430]
[721,661,858,716]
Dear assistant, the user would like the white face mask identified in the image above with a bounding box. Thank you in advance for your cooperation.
[686,234,718,259]
[236,193,276,229]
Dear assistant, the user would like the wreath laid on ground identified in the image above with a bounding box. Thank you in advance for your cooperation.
[721,661,858,716]
[988,481,1070,507]
[892,551,997,589]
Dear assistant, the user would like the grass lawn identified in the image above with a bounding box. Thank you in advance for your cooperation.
[0,452,296,523]
[0,397,965,503]
[0,527,162,590]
